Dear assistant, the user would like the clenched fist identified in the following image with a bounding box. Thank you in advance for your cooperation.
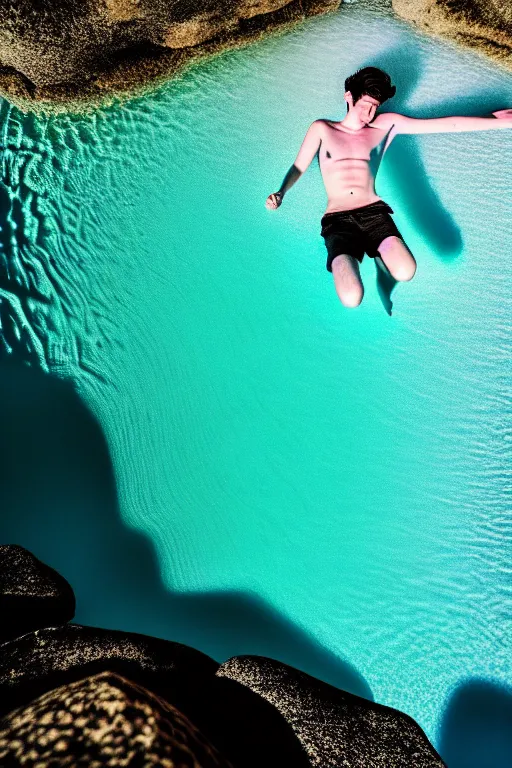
[265,191,283,210]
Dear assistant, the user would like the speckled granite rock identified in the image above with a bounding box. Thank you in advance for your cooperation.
[0,624,309,768]
[216,655,447,767]
[0,549,444,766]
[392,0,512,70]
[0,670,234,767]
[0,624,220,720]
[0,0,340,113]
[0,545,75,643]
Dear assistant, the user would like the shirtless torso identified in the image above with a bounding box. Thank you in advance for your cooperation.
[266,105,512,218]
[317,117,395,214]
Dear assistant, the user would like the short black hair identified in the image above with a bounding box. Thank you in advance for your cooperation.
[344,67,396,108]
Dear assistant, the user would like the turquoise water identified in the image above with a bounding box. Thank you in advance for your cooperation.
[1,0,511,762]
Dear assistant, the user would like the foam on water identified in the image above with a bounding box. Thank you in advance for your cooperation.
[1,1,511,761]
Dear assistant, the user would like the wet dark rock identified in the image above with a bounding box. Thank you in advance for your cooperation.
[0,549,445,766]
[0,624,219,720]
[0,545,75,643]
[216,655,447,767]
[0,624,310,768]
[393,0,512,70]
[0,0,340,113]
[0,670,235,767]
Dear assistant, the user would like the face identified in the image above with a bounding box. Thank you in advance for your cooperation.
[346,92,380,124]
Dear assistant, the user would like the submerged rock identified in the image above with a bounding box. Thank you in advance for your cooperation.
[0,670,234,767]
[392,0,512,70]
[0,0,340,113]
[0,545,75,643]
[2,0,508,113]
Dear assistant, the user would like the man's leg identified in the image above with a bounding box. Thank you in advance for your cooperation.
[377,236,416,281]
[331,254,364,307]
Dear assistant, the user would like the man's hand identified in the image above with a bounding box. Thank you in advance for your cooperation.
[492,109,512,119]
[265,191,283,210]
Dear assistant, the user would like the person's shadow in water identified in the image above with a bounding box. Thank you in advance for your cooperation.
[0,360,373,702]
[439,678,512,767]
[354,44,504,314]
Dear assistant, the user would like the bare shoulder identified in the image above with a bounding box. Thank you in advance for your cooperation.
[312,119,329,135]
[371,112,403,131]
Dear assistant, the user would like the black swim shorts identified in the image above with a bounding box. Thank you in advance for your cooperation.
[320,200,404,272]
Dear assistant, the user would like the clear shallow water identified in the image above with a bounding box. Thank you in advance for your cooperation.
[1,0,511,762]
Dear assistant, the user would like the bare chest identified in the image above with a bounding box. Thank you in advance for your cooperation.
[319,121,388,163]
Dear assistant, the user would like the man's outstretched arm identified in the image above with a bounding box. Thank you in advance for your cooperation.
[385,109,512,135]
[266,121,322,209]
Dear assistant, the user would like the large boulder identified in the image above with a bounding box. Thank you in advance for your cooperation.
[0,624,220,720]
[0,545,75,643]
[216,655,447,767]
[0,624,309,768]
[392,0,512,70]
[0,670,234,767]
[0,0,340,113]
[0,627,446,766]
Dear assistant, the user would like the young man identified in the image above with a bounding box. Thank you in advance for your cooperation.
[266,66,512,309]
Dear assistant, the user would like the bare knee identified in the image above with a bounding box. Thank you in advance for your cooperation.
[379,238,417,281]
[337,284,364,308]
[332,254,364,307]
[394,261,416,282]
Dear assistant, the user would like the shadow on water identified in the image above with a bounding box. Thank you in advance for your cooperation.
[374,256,396,316]
[364,45,463,266]
[439,678,512,768]
[0,360,373,702]
[352,43,510,311]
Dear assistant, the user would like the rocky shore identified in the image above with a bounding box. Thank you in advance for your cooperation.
[0,0,340,114]
[0,545,446,766]
[392,0,512,70]
[0,1,510,114]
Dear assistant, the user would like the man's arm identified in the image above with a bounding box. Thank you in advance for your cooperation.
[277,165,303,199]
[266,121,322,209]
[385,110,512,135]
